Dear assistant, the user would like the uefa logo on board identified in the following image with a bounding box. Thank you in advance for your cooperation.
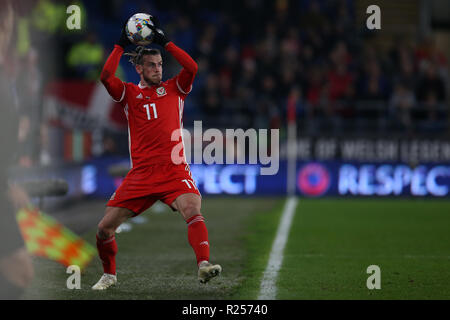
[297,163,331,197]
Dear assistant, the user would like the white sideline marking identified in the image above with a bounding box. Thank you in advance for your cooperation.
[258,196,298,300]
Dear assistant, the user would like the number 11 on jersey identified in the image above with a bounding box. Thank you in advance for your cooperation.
[143,103,158,120]
[182,179,198,190]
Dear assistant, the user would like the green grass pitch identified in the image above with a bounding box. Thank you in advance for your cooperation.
[277,199,450,299]
[21,197,450,299]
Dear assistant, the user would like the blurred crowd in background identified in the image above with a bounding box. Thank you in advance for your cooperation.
[2,0,450,162]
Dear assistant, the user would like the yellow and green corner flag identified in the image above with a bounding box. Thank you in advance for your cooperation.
[16,207,96,271]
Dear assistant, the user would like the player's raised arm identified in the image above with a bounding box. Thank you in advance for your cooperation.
[150,18,198,94]
[100,26,132,102]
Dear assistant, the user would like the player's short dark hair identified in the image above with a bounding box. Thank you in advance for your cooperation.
[124,46,161,66]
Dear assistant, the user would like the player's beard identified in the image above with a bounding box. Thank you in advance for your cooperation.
[143,74,162,86]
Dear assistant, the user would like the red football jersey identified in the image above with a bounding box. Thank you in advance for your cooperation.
[120,78,189,168]
[101,43,197,168]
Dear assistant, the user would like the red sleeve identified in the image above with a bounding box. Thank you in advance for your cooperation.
[165,42,198,94]
[100,45,126,102]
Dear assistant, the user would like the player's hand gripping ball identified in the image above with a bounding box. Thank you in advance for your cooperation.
[125,13,155,46]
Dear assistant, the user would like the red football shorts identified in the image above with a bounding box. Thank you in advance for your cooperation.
[107,163,200,216]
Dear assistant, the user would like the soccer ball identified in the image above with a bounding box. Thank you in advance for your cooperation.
[125,13,155,46]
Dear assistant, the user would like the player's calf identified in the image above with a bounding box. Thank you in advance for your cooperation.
[95,207,131,278]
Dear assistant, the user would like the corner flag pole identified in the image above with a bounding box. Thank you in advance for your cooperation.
[286,95,297,196]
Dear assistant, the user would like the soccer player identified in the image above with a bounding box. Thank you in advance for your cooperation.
[92,18,221,290]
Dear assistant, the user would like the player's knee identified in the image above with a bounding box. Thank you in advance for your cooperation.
[97,222,115,239]
[180,202,201,220]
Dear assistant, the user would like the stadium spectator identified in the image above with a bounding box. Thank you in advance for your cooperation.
[327,63,354,101]
[299,0,328,31]
[305,64,325,108]
[394,54,419,92]
[286,86,306,123]
[416,61,447,102]
[389,82,417,132]
[417,92,448,133]
[29,0,66,82]
[67,32,105,80]
[172,15,196,53]
[358,60,389,100]
[199,73,222,127]
[415,35,448,74]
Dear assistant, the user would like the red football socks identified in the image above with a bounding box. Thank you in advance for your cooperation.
[96,216,209,272]
[186,214,210,265]
[96,234,118,275]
